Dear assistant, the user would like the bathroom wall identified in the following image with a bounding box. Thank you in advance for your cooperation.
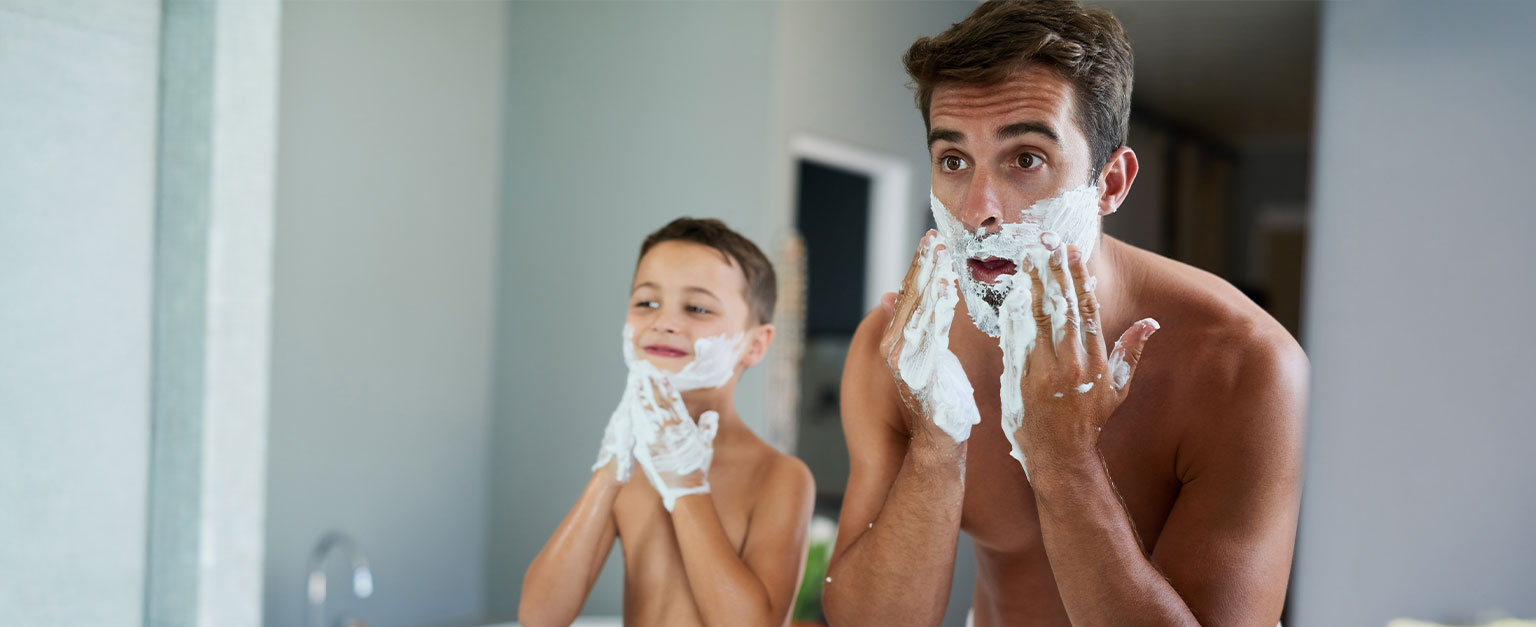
[265,2,507,625]
[1291,1,1536,624]
[0,2,161,624]
[484,1,781,617]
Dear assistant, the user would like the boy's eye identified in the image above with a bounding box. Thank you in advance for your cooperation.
[939,155,969,172]
[634,300,658,309]
[686,305,713,315]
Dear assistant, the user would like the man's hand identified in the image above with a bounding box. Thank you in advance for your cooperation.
[999,235,1159,478]
[632,374,720,512]
[878,230,981,447]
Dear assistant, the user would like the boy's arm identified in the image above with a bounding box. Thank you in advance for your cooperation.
[518,463,624,627]
[669,456,815,627]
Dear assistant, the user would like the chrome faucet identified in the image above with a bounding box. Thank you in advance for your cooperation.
[306,530,373,627]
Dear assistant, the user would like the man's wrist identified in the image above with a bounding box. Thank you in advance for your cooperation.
[1025,445,1104,496]
[909,433,967,472]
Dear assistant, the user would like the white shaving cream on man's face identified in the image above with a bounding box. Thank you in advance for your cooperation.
[929,185,1102,338]
[621,325,746,391]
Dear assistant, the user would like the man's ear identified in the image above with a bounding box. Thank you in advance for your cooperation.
[738,323,776,370]
[1096,146,1139,217]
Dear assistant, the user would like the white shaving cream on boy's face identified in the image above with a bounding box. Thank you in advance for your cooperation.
[929,185,1102,338]
[622,325,746,391]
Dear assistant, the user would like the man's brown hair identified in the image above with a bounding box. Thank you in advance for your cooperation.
[904,0,1134,180]
[639,218,777,325]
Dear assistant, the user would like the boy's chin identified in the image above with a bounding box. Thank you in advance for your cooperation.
[639,354,691,373]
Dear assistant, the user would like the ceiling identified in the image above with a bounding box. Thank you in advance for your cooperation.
[1093,0,1319,149]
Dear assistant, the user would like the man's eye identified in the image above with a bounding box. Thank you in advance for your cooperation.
[940,155,969,172]
[1015,153,1044,169]
[634,300,658,309]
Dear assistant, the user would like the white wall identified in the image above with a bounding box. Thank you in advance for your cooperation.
[265,2,507,625]
[0,1,160,624]
[1292,1,1536,624]
[485,0,780,618]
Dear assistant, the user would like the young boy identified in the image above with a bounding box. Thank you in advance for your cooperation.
[519,218,816,627]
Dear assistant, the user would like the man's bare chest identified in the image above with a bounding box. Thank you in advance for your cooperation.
[954,357,1185,553]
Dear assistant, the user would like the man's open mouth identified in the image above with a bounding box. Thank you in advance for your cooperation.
[967,257,1017,283]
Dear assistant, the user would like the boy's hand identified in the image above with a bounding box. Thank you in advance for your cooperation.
[591,373,640,483]
[632,375,719,512]
[999,238,1159,479]
[879,230,981,447]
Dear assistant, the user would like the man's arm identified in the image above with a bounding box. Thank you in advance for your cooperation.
[518,465,623,627]
[821,309,969,627]
[1034,338,1305,626]
[1020,244,1307,625]
[670,456,816,627]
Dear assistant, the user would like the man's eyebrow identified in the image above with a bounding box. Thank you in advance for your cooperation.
[997,121,1060,145]
[927,128,964,147]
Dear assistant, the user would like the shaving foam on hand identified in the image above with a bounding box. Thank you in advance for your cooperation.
[631,376,720,511]
[897,239,982,442]
[592,376,640,482]
[614,324,746,510]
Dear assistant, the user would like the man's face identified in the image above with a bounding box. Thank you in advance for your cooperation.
[627,241,754,374]
[926,64,1107,336]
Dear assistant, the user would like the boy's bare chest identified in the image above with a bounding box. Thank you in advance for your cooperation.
[612,460,756,559]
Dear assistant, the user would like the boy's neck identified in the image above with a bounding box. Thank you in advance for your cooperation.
[680,384,741,426]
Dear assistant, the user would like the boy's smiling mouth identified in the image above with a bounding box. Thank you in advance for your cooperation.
[643,344,689,359]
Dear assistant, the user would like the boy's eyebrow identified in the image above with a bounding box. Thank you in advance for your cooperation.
[684,286,719,300]
[628,282,720,300]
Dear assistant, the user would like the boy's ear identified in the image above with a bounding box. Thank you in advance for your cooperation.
[738,323,776,370]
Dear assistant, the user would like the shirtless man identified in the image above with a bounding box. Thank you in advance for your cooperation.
[822,1,1307,625]
[519,218,815,627]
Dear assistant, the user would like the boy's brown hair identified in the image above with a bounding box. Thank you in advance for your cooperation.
[639,218,777,325]
[903,0,1134,180]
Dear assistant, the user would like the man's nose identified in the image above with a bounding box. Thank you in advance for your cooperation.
[958,169,1005,232]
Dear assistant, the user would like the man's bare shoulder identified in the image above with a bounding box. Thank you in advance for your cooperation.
[1116,239,1306,386]
[1114,241,1308,471]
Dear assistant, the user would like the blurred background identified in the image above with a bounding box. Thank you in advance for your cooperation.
[2,1,1533,627]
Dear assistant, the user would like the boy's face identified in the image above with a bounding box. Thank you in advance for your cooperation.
[627,241,757,374]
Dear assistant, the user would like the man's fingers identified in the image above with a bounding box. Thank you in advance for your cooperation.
[882,231,938,360]
[1067,244,1105,362]
[880,291,898,313]
[1043,238,1081,357]
[1027,258,1055,359]
[1108,318,1161,397]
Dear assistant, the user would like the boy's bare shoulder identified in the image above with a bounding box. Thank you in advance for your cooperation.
[720,424,814,509]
